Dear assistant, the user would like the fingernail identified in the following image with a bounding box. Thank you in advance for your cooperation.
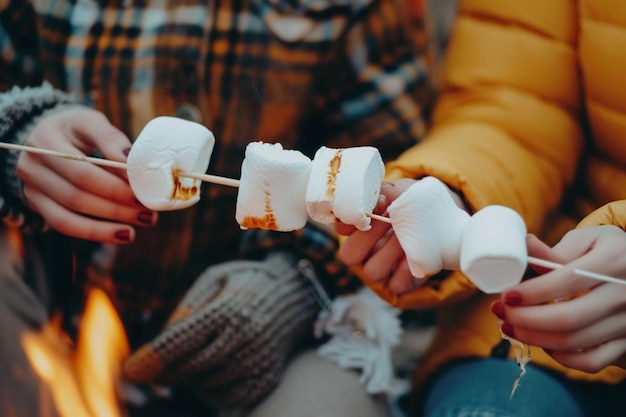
[501,322,515,338]
[123,147,131,156]
[491,301,506,320]
[114,229,132,242]
[374,195,388,214]
[137,210,156,225]
[503,291,522,306]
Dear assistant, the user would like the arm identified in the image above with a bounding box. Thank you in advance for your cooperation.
[340,0,585,308]
[0,84,158,242]
[0,83,77,231]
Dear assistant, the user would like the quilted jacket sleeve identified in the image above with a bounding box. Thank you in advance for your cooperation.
[577,200,626,230]
[362,0,587,309]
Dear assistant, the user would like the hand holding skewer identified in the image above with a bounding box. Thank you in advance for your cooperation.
[1,108,157,243]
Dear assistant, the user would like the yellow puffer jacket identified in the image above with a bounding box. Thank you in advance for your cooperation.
[363,0,626,388]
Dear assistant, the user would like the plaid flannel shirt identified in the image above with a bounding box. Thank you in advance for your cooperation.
[0,0,432,342]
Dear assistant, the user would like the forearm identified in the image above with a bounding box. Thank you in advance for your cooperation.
[0,82,79,230]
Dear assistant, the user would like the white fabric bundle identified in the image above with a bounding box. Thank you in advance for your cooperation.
[306,146,384,231]
[235,142,312,231]
[314,287,406,398]
[388,176,470,278]
[127,116,215,211]
[460,205,528,293]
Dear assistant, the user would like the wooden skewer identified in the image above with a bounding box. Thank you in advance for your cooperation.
[171,170,240,188]
[3,141,623,285]
[0,141,391,220]
[0,142,241,188]
[527,256,626,286]
[366,212,391,223]
[365,213,624,285]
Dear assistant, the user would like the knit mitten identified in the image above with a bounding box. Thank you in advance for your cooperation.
[122,252,319,411]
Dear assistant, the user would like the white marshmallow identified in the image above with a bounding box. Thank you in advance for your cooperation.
[460,205,527,293]
[235,142,311,231]
[306,146,384,231]
[388,177,470,278]
[127,116,215,211]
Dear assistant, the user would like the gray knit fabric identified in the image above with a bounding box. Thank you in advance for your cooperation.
[123,252,320,411]
[0,82,78,230]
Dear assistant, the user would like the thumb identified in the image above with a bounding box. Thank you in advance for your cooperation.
[380,179,416,203]
[123,313,220,383]
[527,234,561,260]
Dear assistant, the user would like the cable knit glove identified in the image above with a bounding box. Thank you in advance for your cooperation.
[122,252,319,411]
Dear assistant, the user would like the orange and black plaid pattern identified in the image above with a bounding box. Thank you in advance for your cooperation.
[1,0,433,342]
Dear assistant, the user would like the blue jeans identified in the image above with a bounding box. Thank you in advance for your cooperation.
[419,358,625,417]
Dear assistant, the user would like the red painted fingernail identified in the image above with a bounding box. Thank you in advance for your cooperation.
[491,301,506,320]
[114,229,131,242]
[373,196,388,215]
[501,322,515,338]
[137,210,155,225]
[503,291,522,306]
[123,147,132,156]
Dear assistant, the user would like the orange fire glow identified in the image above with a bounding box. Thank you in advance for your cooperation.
[21,288,129,417]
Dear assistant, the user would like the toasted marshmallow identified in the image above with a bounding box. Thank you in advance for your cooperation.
[127,116,215,211]
[460,205,527,293]
[235,142,311,231]
[306,146,384,231]
[388,177,470,278]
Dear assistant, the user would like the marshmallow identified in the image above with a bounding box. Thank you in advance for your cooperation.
[235,142,311,231]
[388,177,470,278]
[127,116,215,211]
[460,205,527,293]
[306,146,384,231]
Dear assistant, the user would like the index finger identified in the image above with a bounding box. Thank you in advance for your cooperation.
[69,110,133,165]
[503,265,599,306]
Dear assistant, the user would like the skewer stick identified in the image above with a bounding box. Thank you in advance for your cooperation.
[177,170,240,188]
[0,142,128,169]
[361,210,625,285]
[527,256,626,286]
[0,142,240,188]
[366,212,392,223]
[3,142,623,284]
[0,142,389,218]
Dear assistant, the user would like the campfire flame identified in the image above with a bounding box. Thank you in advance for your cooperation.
[22,288,129,417]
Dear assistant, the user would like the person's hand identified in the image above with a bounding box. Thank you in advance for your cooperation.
[17,107,157,243]
[122,252,319,411]
[492,227,626,373]
[337,179,418,295]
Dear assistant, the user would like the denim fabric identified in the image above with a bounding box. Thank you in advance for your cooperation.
[420,358,624,417]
